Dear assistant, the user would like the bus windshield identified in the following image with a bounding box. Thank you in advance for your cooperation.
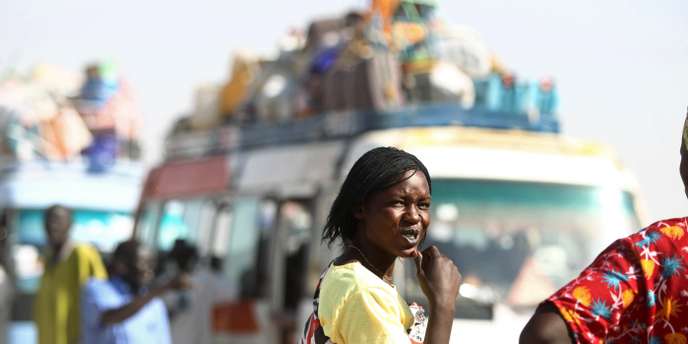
[402,179,640,315]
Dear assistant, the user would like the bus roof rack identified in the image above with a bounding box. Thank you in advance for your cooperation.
[164,103,560,160]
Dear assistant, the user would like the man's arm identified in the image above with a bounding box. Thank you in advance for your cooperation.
[99,285,168,326]
[100,275,190,326]
[520,302,572,344]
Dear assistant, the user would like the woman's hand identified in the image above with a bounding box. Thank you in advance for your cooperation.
[413,245,461,309]
[414,246,461,343]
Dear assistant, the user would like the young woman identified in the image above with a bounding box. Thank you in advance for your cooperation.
[301,146,461,344]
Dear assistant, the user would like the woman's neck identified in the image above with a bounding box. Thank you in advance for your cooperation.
[348,238,396,283]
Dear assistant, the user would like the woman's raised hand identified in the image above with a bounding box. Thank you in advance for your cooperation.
[413,245,461,308]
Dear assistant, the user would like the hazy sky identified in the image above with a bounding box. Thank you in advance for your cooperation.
[1,0,687,221]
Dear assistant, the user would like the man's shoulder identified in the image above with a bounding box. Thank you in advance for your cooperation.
[72,243,101,256]
[642,217,688,230]
[608,217,688,260]
[83,277,113,294]
[628,217,688,243]
[84,276,106,286]
[148,296,168,314]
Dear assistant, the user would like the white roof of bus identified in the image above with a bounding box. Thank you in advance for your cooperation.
[231,126,639,200]
[236,141,343,197]
[0,160,144,211]
[346,127,639,191]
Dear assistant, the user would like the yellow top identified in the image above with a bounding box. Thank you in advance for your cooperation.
[318,261,413,344]
[33,243,107,344]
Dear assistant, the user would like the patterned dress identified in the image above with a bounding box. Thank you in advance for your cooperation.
[548,217,688,344]
[300,262,427,344]
[300,265,333,344]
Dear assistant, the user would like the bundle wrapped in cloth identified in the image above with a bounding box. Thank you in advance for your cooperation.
[0,65,92,161]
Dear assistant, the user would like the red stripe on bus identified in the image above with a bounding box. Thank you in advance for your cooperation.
[142,156,229,200]
[212,300,259,334]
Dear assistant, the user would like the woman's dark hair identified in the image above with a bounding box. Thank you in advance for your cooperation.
[322,146,431,247]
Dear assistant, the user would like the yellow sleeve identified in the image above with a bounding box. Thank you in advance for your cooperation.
[328,287,411,344]
[76,245,107,283]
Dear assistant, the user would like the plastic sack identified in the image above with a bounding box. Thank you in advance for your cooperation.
[435,25,491,78]
[189,84,222,130]
[41,107,93,160]
[84,132,118,173]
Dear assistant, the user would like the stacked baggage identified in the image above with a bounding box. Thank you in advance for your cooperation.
[0,63,142,172]
[168,0,559,137]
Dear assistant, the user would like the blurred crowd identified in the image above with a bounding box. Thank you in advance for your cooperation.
[0,205,218,344]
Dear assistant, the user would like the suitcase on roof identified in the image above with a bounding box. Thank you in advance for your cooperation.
[304,17,346,52]
[322,49,403,113]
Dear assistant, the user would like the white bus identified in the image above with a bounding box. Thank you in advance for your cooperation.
[134,105,644,343]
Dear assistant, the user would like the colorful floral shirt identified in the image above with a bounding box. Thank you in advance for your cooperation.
[548,217,688,344]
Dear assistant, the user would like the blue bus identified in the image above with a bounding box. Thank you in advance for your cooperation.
[1,159,144,344]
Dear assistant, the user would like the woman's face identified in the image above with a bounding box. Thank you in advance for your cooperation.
[356,170,431,259]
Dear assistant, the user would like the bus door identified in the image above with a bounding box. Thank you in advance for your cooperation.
[209,196,280,343]
[210,195,317,344]
[136,195,234,344]
[267,199,315,344]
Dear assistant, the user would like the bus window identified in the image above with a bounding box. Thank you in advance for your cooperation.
[222,198,264,299]
[136,202,162,249]
[210,203,232,258]
[195,200,217,257]
[399,179,640,319]
[156,199,216,254]
[157,201,188,250]
[278,201,312,311]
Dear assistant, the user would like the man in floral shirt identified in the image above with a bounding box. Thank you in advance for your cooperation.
[521,110,688,344]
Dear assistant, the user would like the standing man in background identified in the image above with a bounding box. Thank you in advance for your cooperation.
[162,239,211,344]
[81,239,191,344]
[33,204,107,344]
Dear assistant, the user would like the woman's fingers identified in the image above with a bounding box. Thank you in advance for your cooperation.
[413,250,423,275]
[421,245,440,258]
[417,245,461,304]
